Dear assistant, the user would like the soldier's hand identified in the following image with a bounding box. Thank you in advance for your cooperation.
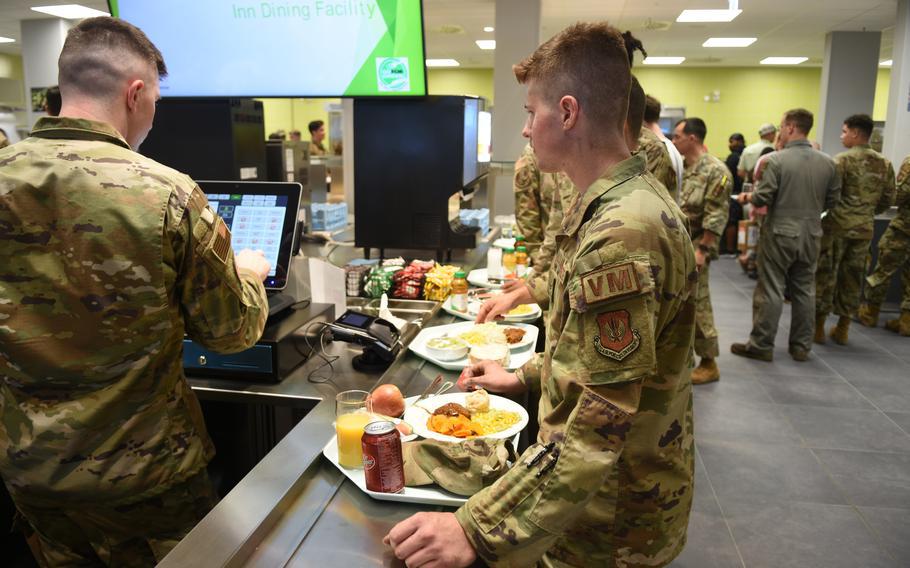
[235,249,271,281]
[475,285,533,323]
[458,360,526,394]
[500,278,525,293]
[383,512,476,568]
[737,192,751,205]
[695,248,707,271]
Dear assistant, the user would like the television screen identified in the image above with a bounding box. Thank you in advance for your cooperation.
[109,0,427,97]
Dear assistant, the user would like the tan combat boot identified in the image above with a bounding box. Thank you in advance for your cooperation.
[856,303,880,327]
[691,358,720,385]
[830,316,850,345]
[814,315,827,344]
[884,311,910,336]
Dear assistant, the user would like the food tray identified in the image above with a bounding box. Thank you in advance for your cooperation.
[467,268,504,289]
[492,237,515,249]
[441,296,542,323]
[408,322,538,371]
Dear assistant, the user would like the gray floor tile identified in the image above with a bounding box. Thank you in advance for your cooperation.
[822,352,908,381]
[723,500,894,568]
[694,399,801,445]
[886,411,910,435]
[758,374,875,409]
[722,346,837,377]
[858,506,910,564]
[778,405,910,452]
[692,374,773,405]
[842,375,910,413]
[669,510,744,568]
[692,446,719,514]
[813,449,910,509]
[697,441,845,505]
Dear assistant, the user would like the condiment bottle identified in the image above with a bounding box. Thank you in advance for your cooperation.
[515,246,528,277]
[450,270,469,312]
[502,247,517,277]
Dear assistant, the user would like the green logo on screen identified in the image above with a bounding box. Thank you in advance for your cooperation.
[376,58,410,92]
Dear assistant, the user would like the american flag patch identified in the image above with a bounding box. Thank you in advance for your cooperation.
[212,218,231,263]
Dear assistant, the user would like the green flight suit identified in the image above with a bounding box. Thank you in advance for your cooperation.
[746,139,840,353]
[455,153,697,567]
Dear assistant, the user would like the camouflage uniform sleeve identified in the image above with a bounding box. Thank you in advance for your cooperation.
[531,176,564,272]
[876,159,897,214]
[514,146,546,248]
[169,185,268,353]
[516,352,543,397]
[826,158,842,211]
[701,165,732,239]
[897,158,910,208]
[751,157,779,208]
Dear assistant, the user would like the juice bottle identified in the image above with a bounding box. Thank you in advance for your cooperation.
[451,270,469,312]
[502,247,517,277]
[514,234,526,249]
[515,246,528,277]
[336,412,374,468]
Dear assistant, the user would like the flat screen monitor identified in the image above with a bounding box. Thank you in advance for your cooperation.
[109,0,427,97]
[197,181,302,290]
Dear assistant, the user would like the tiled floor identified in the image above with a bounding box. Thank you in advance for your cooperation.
[671,258,910,568]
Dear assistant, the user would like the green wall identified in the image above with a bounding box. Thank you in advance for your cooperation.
[256,97,340,143]
[427,68,495,104]
[0,54,23,80]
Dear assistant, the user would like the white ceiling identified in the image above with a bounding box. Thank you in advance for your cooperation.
[0,0,898,67]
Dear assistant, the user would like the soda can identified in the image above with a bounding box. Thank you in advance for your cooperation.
[362,420,404,493]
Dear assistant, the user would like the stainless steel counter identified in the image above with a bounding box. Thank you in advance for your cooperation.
[161,241,497,567]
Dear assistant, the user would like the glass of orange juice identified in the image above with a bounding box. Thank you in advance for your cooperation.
[335,390,374,468]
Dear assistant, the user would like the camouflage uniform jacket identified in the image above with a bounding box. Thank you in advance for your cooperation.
[456,153,697,567]
[514,144,572,264]
[0,117,268,507]
[527,177,579,307]
[889,156,910,236]
[826,145,896,239]
[638,126,678,200]
[679,153,732,253]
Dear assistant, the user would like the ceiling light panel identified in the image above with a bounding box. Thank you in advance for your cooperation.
[30,4,109,19]
[0,37,15,43]
[703,37,757,48]
[677,9,742,23]
[483,26,494,32]
[426,59,460,68]
[760,57,808,65]
[475,40,496,50]
[643,56,686,65]
[880,59,892,67]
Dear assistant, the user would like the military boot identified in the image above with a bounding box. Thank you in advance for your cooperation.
[691,358,720,385]
[856,303,880,327]
[884,311,910,336]
[830,316,850,345]
[814,315,827,344]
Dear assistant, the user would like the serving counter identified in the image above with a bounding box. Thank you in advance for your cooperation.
[161,242,504,567]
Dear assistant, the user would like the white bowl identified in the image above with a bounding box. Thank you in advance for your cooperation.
[425,337,469,361]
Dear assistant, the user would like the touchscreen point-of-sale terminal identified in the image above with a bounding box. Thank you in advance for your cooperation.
[327,310,401,372]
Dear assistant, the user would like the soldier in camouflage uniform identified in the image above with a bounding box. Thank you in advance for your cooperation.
[385,23,696,568]
[731,109,840,362]
[0,18,270,566]
[815,114,895,345]
[859,155,910,335]
[639,126,678,200]
[514,143,568,265]
[672,117,732,384]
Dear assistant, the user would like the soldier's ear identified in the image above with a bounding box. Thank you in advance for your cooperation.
[559,95,579,131]
[125,79,145,113]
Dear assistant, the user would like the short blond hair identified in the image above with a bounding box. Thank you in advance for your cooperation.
[513,22,631,131]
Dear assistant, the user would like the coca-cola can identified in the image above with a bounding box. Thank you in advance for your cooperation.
[361,420,404,493]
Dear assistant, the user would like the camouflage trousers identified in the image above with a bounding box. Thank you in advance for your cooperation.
[14,470,217,567]
[816,233,870,318]
[864,227,910,311]
[695,258,719,358]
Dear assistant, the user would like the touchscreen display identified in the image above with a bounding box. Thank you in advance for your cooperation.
[206,193,290,279]
[339,312,371,328]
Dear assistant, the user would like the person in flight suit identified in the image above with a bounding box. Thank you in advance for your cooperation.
[858,155,910,335]
[672,117,732,384]
[0,17,271,566]
[731,109,840,361]
[815,114,895,345]
[384,22,697,568]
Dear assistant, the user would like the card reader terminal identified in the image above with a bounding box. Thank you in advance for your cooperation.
[327,310,401,370]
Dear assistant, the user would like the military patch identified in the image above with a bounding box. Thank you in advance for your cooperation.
[594,309,641,360]
[211,217,231,264]
[580,262,640,305]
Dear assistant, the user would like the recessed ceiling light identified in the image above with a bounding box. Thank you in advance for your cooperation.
[31,4,109,19]
[475,40,496,50]
[760,56,808,65]
[0,36,15,43]
[426,59,460,68]
[677,9,742,23]
[703,37,757,48]
[643,56,686,65]
[880,59,893,67]
[483,26,494,32]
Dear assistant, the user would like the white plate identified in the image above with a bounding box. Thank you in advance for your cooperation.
[322,437,467,506]
[408,322,538,371]
[493,237,515,249]
[441,296,542,323]
[402,392,529,443]
[467,268,507,289]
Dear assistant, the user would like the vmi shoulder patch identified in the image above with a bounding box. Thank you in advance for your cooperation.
[211,217,232,264]
[581,262,641,305]
[594,309,641,360]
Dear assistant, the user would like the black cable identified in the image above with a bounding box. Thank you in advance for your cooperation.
[302,321,340,384]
